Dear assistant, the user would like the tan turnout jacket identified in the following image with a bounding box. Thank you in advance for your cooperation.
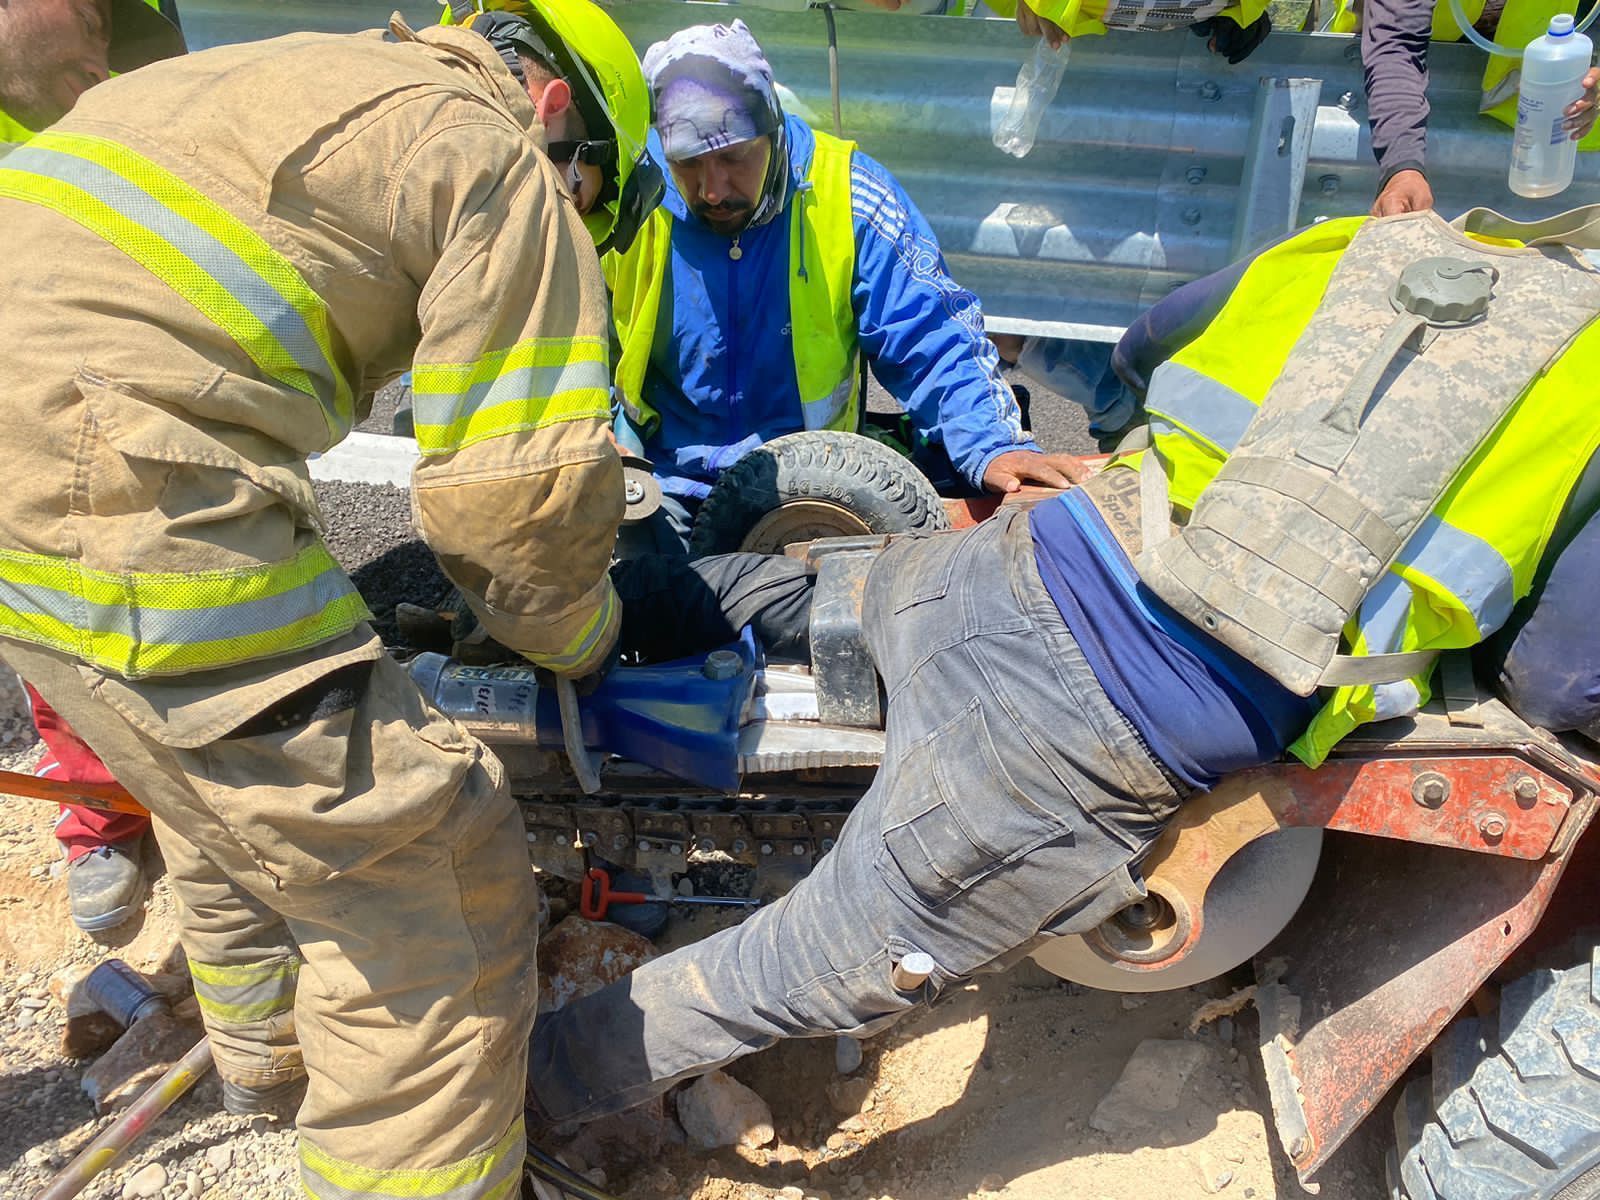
[0,17,622,686]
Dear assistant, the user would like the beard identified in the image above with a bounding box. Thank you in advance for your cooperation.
[691,198,754,234]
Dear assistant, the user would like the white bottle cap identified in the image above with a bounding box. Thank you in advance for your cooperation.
[1550,13,1576,36]
[891,951,937,991]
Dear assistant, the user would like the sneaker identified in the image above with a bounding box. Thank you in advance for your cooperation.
[66,842,146,933]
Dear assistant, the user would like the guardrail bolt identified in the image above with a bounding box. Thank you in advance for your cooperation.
[526,830,538,843]
[1185,165,1207,185]
[1478,812,1509,841]
[732,838,749,855]
[1344,41,1361,60]
[1199,81,1222,102]
[637,839,651,853]
[1289,1135,1311,1160]
[1412,772,1450,808]
[696,837,715,853]
[791,842,808,857]
[611,834,628,851]
[1514,776,1541,805]
[1319,174,1341,195]
[1338,90,1357,110]
[760,842,774,857]
[1181,206,1203,226]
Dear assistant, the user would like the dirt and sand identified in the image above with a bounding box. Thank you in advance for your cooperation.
[0,772,1386,1200]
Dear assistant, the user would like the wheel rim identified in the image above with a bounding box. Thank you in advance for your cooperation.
[1554,1159,1600,1200]
[1030,827,1324,992]
[738,499,874,554]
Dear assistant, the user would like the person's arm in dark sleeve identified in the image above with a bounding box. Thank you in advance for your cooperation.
[1497,503,1600,732]
[1112,254,1255,395]
[1365,0,1437,215]
[848,152,1085,490]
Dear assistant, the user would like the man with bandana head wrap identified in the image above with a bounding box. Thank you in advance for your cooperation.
[605,21,1091,556]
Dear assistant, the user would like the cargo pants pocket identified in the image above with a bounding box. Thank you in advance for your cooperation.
[94,653,481,887]
[875,699,1075,909]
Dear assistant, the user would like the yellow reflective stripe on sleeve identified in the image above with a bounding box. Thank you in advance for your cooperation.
[189,956,300,1025]
[521,584,619,674]
[0,542,369,678]
[411,336,610,457]
[301,1116,524,1200]
[0,132,353,439]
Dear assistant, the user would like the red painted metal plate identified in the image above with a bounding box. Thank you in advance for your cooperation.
[1256,826,1588,1180]
[1242,755,1572,859]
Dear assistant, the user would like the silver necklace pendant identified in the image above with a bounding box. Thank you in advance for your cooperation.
[729,239,743,262]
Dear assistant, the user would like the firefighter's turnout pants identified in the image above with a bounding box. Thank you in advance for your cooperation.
[5,632,535,1199]
[532,509,1183,1121]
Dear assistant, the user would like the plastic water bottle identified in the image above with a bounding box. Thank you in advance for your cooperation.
[994,38,1071,158]
[1509,14,1593,198]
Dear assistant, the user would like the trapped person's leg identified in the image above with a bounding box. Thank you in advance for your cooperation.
[531,512,1179,1122]
[614,492,698,560]
[3,639,537,1200]
[612,551,816,662]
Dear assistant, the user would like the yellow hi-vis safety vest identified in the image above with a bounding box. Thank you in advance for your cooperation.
[1136,215,1600,767]
[606,127,861,437]
[0,107,35,156]
[994,0,1268,38]
[1332,0,1600,149]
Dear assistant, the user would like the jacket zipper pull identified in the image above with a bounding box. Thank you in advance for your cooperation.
[729,235,743,262]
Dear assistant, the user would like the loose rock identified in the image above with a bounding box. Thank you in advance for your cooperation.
[674,1070,775,1150]
[537,917,659,1016]
[204,1144,233,1174]
[82,1011,205,1112]
[834,1035,864,1075]
[121,1161,167,1199]
[826,1076,873,1116]
[979,1173,1006,1192]
[1089,1039,1214,1137]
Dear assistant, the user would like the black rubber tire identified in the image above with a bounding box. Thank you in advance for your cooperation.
[1389,940,1600,1200]
[687,430,950,556]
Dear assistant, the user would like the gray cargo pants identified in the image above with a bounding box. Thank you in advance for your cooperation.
[530,508,1184,1121]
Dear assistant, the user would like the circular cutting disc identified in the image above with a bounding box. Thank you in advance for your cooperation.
[1030,827,1324,993]
[620,464,663,525]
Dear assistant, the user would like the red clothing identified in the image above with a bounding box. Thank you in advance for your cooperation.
[26,684,149,861]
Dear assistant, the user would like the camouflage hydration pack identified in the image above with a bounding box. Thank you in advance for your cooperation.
[1132,207,1600,696]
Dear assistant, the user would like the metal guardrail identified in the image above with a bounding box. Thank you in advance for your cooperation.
[181,1,1600,341]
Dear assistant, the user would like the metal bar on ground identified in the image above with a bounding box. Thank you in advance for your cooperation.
[31,1038,214,1200]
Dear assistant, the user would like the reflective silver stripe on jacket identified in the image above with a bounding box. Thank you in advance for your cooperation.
[1,142,349,433]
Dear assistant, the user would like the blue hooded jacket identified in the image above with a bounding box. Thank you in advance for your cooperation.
[623,116,1040,501]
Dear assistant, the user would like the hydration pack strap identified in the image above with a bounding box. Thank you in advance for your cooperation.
[1453,204,1600,250]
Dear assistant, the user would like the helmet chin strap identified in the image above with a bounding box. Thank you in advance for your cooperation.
[744,119,792,231]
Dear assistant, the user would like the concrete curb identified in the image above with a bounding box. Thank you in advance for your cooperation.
[308,432,418,489]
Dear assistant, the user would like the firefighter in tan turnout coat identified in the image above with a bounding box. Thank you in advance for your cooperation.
[0,3,659,1195]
